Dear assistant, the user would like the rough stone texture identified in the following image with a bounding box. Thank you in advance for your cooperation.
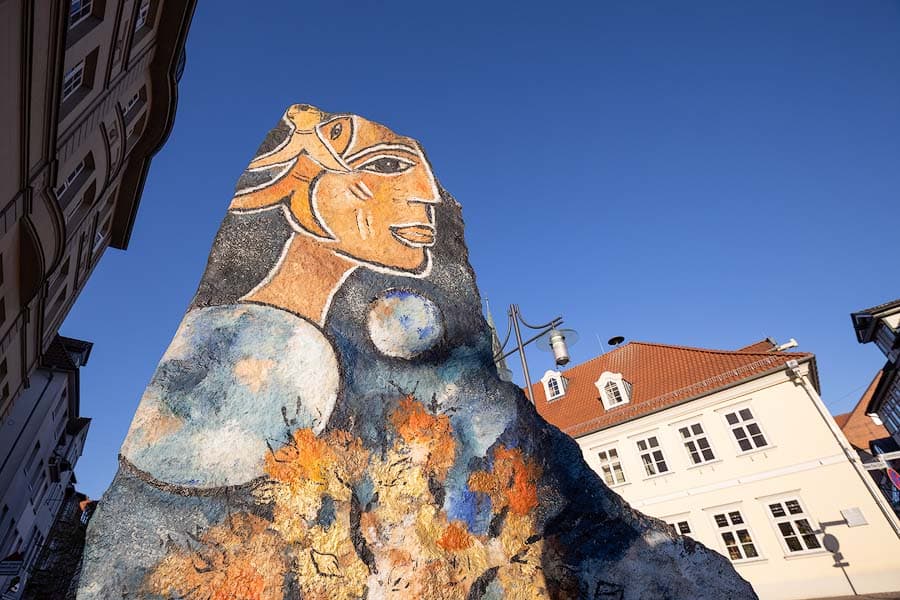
[78,105,757,599]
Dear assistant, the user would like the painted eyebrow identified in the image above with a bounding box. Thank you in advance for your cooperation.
[344,143,419,163]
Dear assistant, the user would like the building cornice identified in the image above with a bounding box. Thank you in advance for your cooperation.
[111,1,197,250]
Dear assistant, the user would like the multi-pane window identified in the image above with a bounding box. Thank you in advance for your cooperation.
[597,448,626,486]
[679,422,716,464]
[62,60,86,101]
[135,0,151,30]
[124,91,141,116]
[56,159,87,198]
[547,377,561,398]
[724,407,768,452]
[670,520,691,535]
[636,436,668,476]
[712,510,759,561]
[604,381,624,406]
[69,0,93,28]
[767,498,821,553]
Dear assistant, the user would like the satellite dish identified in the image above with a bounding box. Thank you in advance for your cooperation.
[607,336,625,347]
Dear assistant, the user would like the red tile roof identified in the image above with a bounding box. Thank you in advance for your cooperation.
[531,340,813,438]
[736,339,777,353]
[836,370,891,451]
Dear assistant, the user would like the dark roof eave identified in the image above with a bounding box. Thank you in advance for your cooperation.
[866,361,898,414]
[571,355,816,440]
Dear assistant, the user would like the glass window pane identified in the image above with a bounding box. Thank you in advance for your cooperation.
[648,437,659,448]
[679,427,689,438]
[785,536,802,552]
[714,514,728,528]
[701,448,715,461]
[727,546,742,560]
[769,503,785,518]
[736,529,752,544]
[739,408,753,420]
[786,500,802,515]
[677,521,691,535]
[691,423,703,435]
[613,464,624,482]
[658,460,668,473]
[637,440,647,451]
[725,413,738,425]
[608,448,618,459]
[802,534,821,550]
[743,544,758,558]
[738,438,752,452]
[778,522,795,537]
[722,531,736,544]
[729,512,744,525]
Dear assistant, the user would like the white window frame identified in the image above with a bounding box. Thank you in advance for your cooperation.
[135,0,151,30]
[55,159,87,198]
[596,446,627,487]
[595,371,631,410]
[635,434,669,477]
[62,60,86,102]
[664,514,693,537]
[723,405,770,453]
[677,421,717,465]
[709,507,762,563]
[763,496,824,556]
[541,370,567,401]
[69,0,93,29]
[124,90,142,116]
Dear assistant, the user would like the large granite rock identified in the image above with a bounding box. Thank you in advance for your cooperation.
[79,105,757,599]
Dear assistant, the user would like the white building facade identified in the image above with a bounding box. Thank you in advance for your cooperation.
[0,337,91,599]
[534,340,900,600]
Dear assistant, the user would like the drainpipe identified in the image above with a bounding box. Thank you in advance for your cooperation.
[786,359,900,537]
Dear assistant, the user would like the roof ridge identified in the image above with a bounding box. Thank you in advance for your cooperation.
[611,340,811,358]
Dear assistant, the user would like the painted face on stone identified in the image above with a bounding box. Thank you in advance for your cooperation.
[311,116,441,272]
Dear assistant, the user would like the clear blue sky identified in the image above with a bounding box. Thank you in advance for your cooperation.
[62,1,900,499]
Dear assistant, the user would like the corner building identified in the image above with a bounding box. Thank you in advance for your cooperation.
[0,0,196,422]
[532,339,900,600]
[0,336,92,599]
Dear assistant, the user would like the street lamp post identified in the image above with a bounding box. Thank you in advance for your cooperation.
[492,304,575,404]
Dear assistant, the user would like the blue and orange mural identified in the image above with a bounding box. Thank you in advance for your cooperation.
[78,105,756,599]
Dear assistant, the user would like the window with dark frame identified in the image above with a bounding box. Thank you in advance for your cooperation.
[597,448,626,486]
[62,60,86,102]
[135,0,151,30]
[679,422,716,464]
[69,0,94,28]
[636,435,669,476]
[724,407,768,452]
[713,510,759,561]
[767,498,822,553]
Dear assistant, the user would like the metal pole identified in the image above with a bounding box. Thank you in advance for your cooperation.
[511,304,534,404]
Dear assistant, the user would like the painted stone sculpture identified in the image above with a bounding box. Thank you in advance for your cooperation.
[79,105,757,599]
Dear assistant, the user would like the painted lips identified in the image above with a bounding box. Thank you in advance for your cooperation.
[390,224,436,247]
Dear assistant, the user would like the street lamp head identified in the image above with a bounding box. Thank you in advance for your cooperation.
[549,328,570,366]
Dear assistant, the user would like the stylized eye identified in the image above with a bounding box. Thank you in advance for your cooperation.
[329,122,342,140]
[358,155,416,174]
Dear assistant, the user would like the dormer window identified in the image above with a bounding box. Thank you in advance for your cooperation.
[596,371,631,410]
[541,370,567,401]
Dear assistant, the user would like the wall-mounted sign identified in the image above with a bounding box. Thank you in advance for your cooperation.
[888,467,900,492]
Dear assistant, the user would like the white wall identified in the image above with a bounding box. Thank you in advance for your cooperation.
[575,363,900,600]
